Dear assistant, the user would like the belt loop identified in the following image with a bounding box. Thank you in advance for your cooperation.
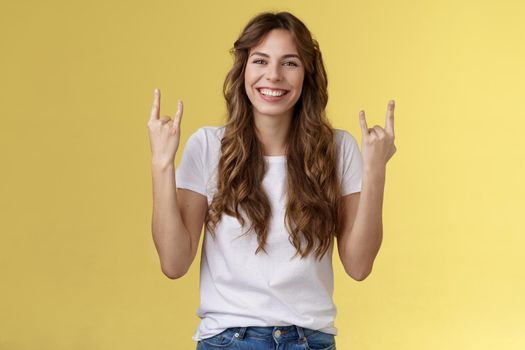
[295,325,306,341]
[237,326,247,339]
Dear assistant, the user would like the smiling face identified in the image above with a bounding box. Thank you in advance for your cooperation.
[244,29,305,121]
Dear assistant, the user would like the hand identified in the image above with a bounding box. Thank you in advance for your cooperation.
[147,88,183,166]
[359,100,397,170]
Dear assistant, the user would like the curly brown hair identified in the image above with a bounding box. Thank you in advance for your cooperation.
[204,11,343,262]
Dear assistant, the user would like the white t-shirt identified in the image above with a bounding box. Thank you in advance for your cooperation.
[175,125,363,342]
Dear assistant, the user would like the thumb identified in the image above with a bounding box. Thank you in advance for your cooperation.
[359,110,368,136]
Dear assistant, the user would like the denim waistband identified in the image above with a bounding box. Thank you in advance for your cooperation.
[227,325,319,341]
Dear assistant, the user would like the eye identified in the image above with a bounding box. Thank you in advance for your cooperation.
[252,59,299,67]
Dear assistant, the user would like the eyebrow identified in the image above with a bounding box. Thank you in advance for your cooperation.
[249,51,301,59]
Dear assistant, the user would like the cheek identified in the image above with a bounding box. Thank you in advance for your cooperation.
[244,66,256,81]
[289,71,304,89]
[244,71,255,90]
[292,76,305,95]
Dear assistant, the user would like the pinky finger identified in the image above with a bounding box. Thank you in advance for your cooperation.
[172,100,183,131]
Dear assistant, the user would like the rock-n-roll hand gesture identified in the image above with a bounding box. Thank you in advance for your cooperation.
[147,88,183,167]
[359,100,397,171]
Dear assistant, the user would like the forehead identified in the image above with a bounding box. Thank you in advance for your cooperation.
[249,29,299,55]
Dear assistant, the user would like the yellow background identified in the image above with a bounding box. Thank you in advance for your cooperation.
[1,0,524,349]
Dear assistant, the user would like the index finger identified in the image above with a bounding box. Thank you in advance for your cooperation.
[385,100,395,135]
[149,88,160,121]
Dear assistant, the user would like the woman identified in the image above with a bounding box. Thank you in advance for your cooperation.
[148,11,396,350]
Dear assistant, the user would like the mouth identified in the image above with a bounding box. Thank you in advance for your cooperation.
[256,88,290,102]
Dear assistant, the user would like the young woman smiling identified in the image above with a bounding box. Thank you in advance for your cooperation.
[148,11,396,350]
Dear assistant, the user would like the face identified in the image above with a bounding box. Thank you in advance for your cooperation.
[244,29,305,120]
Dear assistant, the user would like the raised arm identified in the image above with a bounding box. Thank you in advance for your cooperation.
[148,88,207,279]
[337,100,397,281]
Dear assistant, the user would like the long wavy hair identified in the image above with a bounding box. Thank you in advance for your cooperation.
[204,11,343,261]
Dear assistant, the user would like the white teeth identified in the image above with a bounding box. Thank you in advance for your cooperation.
[259,88,286,97]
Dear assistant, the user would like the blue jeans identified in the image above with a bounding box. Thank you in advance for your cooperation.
[196,325,336,350]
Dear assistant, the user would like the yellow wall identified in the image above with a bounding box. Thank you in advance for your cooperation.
[1,0,524,349]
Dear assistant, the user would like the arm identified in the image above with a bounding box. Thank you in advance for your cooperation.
[151,161,207,279]
[337,100,396,281]
[337,166,385,281]
[148,89,207,279]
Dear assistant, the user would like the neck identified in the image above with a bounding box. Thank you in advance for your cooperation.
[253,109,292,156]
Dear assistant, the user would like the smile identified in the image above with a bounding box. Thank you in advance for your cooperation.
[256,88,289,102]
[258,88,289,96]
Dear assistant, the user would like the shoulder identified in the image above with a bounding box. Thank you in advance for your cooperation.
[333,128,359,148]
[191,125,226,142]
[186,125,226,149]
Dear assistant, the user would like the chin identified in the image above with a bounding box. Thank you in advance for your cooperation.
[254,105,293,116]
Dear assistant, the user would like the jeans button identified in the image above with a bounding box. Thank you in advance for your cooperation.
[274,330,281,337]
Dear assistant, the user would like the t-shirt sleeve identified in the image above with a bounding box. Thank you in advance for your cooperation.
[340,130,363,196]
[175,128,207,197]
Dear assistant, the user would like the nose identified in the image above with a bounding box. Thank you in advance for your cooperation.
[265,62,282,82]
